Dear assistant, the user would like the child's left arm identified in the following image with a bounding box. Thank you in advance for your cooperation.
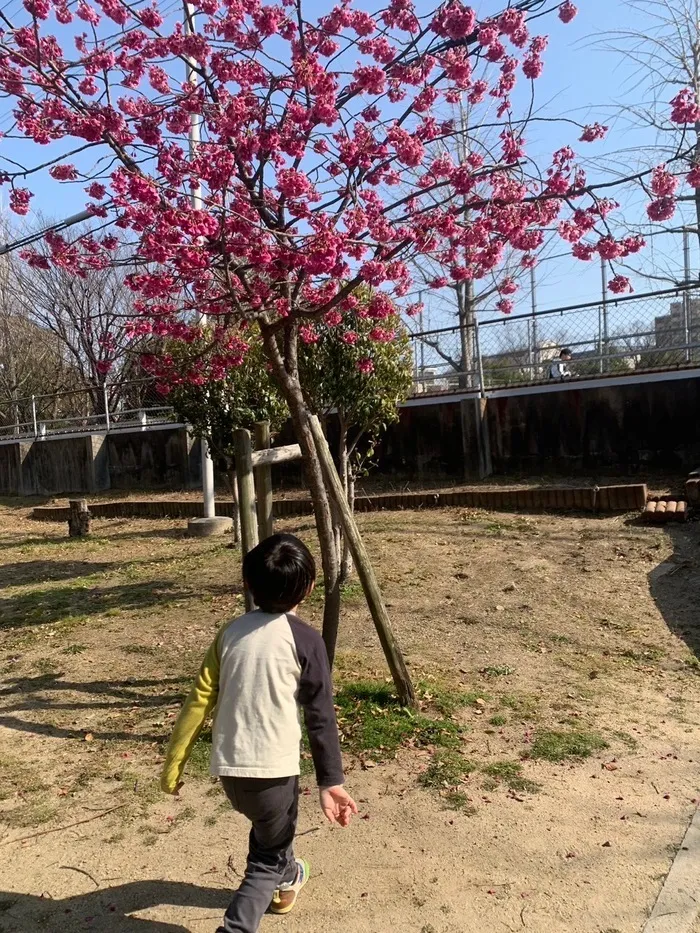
[160,636,220,794]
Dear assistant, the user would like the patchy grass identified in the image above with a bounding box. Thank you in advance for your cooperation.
[479,665,515,678]
[482,761,540,794]
[188,728,213,778]
[528,729,608,762]
[334,680,473,758]
[420,750,475,810]
[62,643,88,655]
[489,714,508,727]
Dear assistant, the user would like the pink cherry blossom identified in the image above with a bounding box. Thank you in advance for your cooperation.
[650,166,679,197]
[608,275,632,294]
[9,188,32,215]
[687,164,700,188]
[356,358,375,374]
[647,197,676,222]
[579,123,608,143]
[670,89,700,124]
[0,0,659,392]
[558,2,577,23]
[49,164,79,181]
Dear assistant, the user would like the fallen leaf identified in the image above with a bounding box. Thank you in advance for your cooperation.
[84,733,94,743]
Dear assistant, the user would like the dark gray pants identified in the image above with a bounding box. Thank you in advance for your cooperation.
[218,776,299,933]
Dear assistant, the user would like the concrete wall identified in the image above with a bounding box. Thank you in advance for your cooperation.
[107,427,195,489]
[483,377,700,475]
[17,435,108,496]
[375,374,700,479]
[1,373,699,496]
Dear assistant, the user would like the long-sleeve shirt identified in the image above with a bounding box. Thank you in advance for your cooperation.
[549,360,572,379]
[160,610,344,793]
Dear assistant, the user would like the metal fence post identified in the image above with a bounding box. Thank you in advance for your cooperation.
[474,316,486,396]
[529,266,538,380]
[31,396,38,437]
[103,384,111,432]
[600,257,608,373]
[683,231,691,363]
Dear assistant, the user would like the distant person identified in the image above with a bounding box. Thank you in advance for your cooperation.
[160,533,357,933]
[549,348,573,380]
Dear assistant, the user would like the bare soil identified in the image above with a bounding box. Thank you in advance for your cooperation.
[0,502,699,933]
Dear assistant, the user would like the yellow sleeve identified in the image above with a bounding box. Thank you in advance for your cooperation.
[160,635,220,793]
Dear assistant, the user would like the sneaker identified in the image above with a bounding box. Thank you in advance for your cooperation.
[269,858,310,915]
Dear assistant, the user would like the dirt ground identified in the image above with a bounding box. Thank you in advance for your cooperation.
[0,499,699,933]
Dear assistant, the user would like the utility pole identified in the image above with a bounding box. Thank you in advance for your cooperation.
[185,0,216,520]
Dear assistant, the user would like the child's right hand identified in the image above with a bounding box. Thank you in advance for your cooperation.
[319,785,358,826]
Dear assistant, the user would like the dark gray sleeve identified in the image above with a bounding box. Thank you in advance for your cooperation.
[288,615,345,788]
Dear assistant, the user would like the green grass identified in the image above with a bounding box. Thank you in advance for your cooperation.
[420,749,474,787]
[334,681,474,757]
[480,666,514,678]
[188,728,213,777]
[62,643,88,655]
[528,729,608,762]
[420,750,475,810]
[482,760,540,794]
[488,714,508,727]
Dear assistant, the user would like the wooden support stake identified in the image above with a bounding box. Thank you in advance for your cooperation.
[250,444,302,467]
[307,414,416,709]
[234,429,259,611]
[68,499,91,537]
[254,421,274,541]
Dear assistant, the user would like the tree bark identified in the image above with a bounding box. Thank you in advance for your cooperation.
[261,324,342,665]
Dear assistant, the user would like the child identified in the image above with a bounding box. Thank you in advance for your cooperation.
[160,533,357,933]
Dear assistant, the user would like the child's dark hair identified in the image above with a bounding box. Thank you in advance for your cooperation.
[242,533,316,613]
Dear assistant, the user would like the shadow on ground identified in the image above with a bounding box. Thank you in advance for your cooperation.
[0,881,229,933]
[648,523,700,659]
[0,674,188,743]
[0,579,237,630]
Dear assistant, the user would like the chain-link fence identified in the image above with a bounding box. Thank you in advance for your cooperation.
[409,284,700,394]
[1,284,698,440]
[0,379,174,441]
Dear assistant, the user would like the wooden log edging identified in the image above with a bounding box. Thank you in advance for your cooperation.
[30,483,648,523]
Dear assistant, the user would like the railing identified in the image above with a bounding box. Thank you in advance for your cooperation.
[0,379,175,441]
[409,283,700,395]
[1,284,699,441]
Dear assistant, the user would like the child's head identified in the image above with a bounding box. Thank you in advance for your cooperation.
[242,533,316,613]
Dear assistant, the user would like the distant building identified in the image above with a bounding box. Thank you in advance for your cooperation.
[654,298,700,352]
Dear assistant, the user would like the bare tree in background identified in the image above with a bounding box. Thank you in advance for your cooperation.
[8,227,136,414]
[410,104,557,387]
[600,0,700,280]
[0,233,83,432]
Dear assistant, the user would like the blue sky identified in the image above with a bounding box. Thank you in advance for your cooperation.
[0,0,691,326]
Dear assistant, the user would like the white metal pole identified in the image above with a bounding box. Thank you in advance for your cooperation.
[186,1,215,519]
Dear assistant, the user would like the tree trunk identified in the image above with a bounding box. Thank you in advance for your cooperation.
[261,325,342,665]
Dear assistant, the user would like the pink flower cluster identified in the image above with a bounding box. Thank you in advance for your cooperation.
[0,0,679,378]
[579,123,607,143]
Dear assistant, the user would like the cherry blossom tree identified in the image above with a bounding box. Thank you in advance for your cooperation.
[1,0,697,698]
